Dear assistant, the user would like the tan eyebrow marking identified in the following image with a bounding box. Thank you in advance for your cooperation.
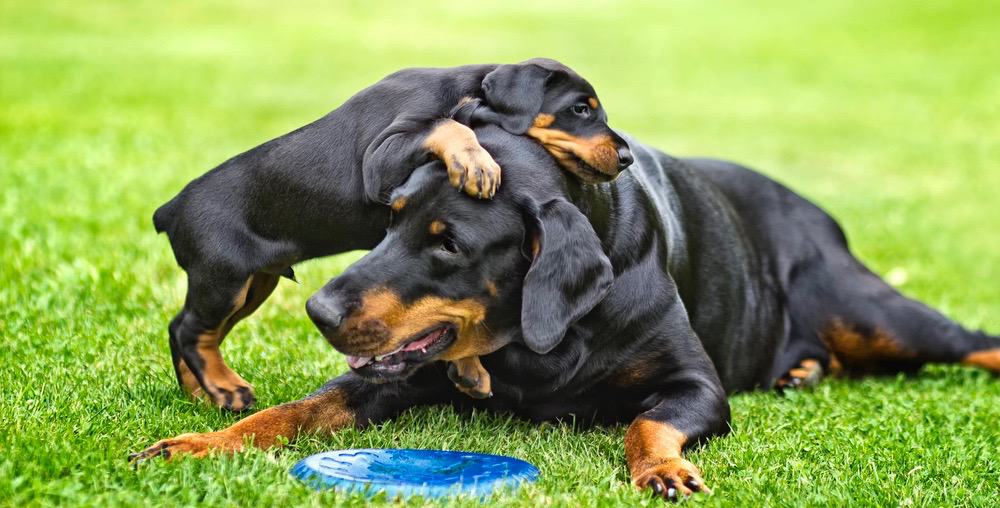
[533,113,555,128]
[588,97,599,109]
[429,220,447,235]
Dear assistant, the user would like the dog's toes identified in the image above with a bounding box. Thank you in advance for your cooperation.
[447,146,500,199]
[645,477,668,498]
[479,158,502,199]
[201,373,255,411]
[683,477,703,492]
[128,441,174,466]
[775,358,824,393]
[448,358,493,399]
[634,458,709,502]
[129,432,242,465]
[233,386,255,411]
[127,443,167,466]
[457,385,492,399]
[447,363,476,388]
[202,385,255,412]
[217,387,255,412]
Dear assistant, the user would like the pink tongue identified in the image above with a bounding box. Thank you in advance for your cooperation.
[346,356,371,369]
[403,328,444,352]
[345,329,445,369]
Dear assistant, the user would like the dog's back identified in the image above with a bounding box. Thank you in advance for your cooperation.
[616,142,1000,389]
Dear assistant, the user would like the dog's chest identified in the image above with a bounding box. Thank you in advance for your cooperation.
[478,347,658,424]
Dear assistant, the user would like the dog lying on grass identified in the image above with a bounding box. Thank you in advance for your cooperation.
[135,125,999,501]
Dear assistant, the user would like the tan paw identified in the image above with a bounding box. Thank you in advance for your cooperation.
[128,432,243,464]
[775,358,824,392]
[445,145,501,199]
[202,375,255,412]
[633,458,710,502]
[175,357,255,411]
[447,359,493,399]
[197,355,256,411]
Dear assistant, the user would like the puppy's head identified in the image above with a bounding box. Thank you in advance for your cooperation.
[306,160,613,382]
[478,58,633,183]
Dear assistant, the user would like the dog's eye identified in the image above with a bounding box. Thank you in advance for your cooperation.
[571,104,591,117]
[440,236,460,254]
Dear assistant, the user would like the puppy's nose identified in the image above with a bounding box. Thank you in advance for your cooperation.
[306,293,347,333]
[616,145,634,169]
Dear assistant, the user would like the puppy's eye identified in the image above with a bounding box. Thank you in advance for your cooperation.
[440,236,460,254]
[571,104,591,117]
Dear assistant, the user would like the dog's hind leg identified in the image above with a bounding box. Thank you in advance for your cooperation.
[768,310,832,392]
[170,271,281,411]
[796,262,1000,378]
[821,296,1000,377]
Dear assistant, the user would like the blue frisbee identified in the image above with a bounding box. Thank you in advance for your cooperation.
[290,448,539,499]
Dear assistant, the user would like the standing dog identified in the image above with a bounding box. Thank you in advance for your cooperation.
[152,60,633,410]
[136,126,999,500]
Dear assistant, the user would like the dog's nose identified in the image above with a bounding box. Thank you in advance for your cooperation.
[306,293,347,333]
[617,145,634,169]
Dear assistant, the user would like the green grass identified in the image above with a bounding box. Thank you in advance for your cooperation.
[2,0,999,505]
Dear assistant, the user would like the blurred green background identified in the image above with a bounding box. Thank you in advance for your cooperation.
[2,0,998,506]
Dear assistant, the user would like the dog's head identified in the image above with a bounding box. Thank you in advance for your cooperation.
[307,151,613,382]
[475,58,633,183]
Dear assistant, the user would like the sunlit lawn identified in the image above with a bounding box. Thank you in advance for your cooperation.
[2,0,998,506]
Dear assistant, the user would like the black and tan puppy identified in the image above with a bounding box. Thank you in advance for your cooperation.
[152,59,632,410]
[135,126,1000,500]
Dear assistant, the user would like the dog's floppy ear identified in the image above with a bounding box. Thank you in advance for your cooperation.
[387,161,447,207]
[520,199,613,354]
[482,62,565,134]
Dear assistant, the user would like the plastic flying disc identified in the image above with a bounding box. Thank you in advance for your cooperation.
[290,448,539,499]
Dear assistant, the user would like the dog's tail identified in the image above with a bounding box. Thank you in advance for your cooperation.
[152,195,181,235]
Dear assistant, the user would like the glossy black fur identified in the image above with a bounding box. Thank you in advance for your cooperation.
[307,125,1000,447]
[151,60,629,409]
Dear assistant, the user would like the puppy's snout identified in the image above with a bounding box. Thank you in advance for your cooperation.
[306,292,349,335]
[616,145,634,170]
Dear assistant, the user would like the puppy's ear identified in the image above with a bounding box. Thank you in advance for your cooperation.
[482,63,564,134]
[520,199,613,354]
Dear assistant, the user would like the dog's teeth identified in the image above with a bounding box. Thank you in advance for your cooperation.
[374,355,384,362]
[421,348,427,353]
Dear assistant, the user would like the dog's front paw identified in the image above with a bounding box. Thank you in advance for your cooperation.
[198,367,255,412]
[447,358,493,399]
[445,145,501,199]
[128,432,243,465]
[633,458,710,502]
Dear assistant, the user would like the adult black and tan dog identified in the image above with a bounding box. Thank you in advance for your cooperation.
[134,126,999,500]
[151,59,633,411]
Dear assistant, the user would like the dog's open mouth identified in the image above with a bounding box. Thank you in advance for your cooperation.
[346,325,456,378]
